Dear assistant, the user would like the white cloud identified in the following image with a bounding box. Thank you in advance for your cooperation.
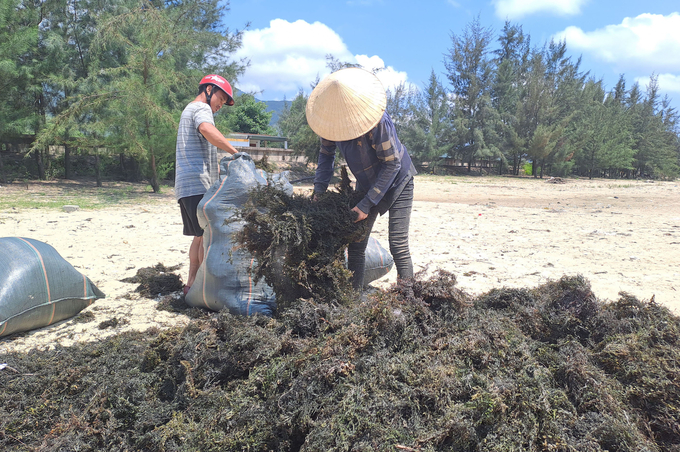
[493,0,587,20]
[233,19,353,97]
[355,55,410,92]
[636,74,680,94]
[232,19,410,100]
[554,13,680,73]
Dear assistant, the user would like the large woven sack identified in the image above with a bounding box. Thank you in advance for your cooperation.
[362,236,394,285]
[0,237,105,337]
[185,152,394,315]
[186,153,288,316]
[342,237,394,287]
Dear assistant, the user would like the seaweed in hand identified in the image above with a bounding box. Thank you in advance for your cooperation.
[236,167,369,308]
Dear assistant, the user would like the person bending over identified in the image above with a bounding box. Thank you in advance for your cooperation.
[306,67,417,290]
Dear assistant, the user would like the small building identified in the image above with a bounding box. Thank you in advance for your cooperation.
[227,133,288,149]
[222,133,305,163]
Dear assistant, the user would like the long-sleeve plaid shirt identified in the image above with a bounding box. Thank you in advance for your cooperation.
[313,112,416,214]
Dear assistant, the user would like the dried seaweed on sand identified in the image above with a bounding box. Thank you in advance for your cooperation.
[121,263,184,297]
[2,273,679,451]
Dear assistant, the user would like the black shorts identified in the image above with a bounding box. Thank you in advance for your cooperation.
[178,194,205,237]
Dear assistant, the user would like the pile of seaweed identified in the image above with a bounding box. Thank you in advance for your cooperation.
[2,272,679,451]
[237,167,368,308]
[121,263,184,298]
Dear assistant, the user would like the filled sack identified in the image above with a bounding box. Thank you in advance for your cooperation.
[361,236,394,285]
[186,153,287,316]
[185,152,394,316]
[0,237,105,337]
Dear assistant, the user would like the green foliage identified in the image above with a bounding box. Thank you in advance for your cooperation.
[1,9,679,182]
[445,16,499,170]
[393,72,453,171]
[276,89,320,162]
[628,76,680,178]
[221,92,276,135]
[11,0,245,188]
[571,79,634,178]
[0,0,40,140]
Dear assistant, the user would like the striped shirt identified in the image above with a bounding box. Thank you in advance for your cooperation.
[314,112,416,214]
[175,102,218,200]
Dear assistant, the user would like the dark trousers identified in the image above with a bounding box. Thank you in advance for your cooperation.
[347,178,414,290]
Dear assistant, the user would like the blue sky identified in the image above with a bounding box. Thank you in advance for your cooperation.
[223,0,680,109]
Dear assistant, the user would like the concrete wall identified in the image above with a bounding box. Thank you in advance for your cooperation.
[219,146,307,163]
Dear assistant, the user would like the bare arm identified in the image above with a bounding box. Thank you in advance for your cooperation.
[198,122,238,155]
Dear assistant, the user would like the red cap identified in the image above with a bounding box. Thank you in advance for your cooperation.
[199,74,235,106]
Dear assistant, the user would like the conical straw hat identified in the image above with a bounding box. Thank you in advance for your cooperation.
[306,67,387,142]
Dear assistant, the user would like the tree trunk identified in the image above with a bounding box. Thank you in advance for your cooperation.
[0,143,6,184]
[64,145,72,179]
[94,150,102,187]
[128,157,142,182]
[149,152,160,193]
[119,153,126,178]
[35,149,46,180]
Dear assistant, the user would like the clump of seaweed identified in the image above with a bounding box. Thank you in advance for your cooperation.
[121,263,184,297]
[72,310,96,323]
[253,154,277,173]
[2,273,679,451]
[98,317,130,330]
[236,167,368,308]
[156,293,213,319]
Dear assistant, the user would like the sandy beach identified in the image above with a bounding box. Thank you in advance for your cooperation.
[1,174,679,353]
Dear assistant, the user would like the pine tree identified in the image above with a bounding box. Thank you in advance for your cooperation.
[629,76,670,178]
[491,22,530,174]
[444,17,496,172]
[276,89,319,163]
[33,0,246,191]
[0,0,39,138]
[0,0,41,179]
[638,76,679,178]
[395,71,452,171]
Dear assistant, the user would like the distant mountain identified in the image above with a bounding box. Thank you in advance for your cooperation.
[260,99,287,127]
[233,88,289,129]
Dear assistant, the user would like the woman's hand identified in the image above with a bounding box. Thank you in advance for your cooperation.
[352,206,368,223]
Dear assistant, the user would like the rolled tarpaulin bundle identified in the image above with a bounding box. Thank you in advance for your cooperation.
[0,237,105,337]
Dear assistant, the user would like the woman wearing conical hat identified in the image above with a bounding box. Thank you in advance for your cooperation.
[306,67,417,290]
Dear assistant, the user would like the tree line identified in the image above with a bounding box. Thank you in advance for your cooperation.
[0,0,276,191]
[279,19,680,180]
[3,3,679,189]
